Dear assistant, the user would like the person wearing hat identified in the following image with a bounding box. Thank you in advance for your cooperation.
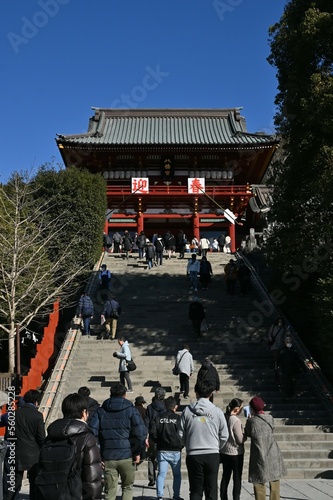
[244,396,287,500]
[0,391,8,500]
[145,387,166,487]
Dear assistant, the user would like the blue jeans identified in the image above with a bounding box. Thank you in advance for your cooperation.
[156,451,181,499]
[156,252,163,265]
[82,315,92,335]
[189,271,198,290]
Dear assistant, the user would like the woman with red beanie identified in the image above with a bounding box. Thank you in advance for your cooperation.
[244,396,287,500]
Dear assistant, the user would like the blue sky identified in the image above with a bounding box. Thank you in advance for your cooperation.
[1,0,287,183]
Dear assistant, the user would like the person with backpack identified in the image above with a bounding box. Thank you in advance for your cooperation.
[196,357,220,403]
[34,393,103,500]
[122,230,133,260]
[137,230,147,260]
[77,291,94,336]
[155,234,165,266]
[90,383,146,500]
[145,241,156,270]
[101,295,122,340]
[145,387,167,487]
[112,231,122,253]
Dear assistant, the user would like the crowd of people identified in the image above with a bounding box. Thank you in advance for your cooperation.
[0,383,287,500]
[1,230,309,500]
[103,230,233,264]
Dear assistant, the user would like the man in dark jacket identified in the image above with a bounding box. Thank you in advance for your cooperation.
[145,387,167,487]
[4,389,45,500]
[101,295,122,340]
[91,383,146,500]
[77,291,94,336]
[279,335,306,397]
[122,231,133,260]
[188,297,206,338]
[35,393,103,499]
[150,396,183,500]
[196,358,220,403]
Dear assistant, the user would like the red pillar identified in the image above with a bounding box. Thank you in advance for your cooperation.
[137,214,144,235]
[229,223,236,253]
[193,214,200,241]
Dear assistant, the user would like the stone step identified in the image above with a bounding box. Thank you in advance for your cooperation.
[46,252,333,478]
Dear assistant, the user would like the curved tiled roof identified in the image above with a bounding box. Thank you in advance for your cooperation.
[56,108,276,147]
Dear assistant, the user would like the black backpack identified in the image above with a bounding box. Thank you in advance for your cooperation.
[34,436,82,500]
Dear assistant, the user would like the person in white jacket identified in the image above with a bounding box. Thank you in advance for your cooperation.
[179,380,229,500]
[176,344,194,399]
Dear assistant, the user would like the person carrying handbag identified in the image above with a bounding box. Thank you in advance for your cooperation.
[175,344,194,399]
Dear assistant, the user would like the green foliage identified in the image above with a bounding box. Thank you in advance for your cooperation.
[33,164,107,283]
[265,0,333,379]
[0,165,106,372]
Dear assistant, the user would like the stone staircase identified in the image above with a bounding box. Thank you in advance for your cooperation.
[48,251,333,480]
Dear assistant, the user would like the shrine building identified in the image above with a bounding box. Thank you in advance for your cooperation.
[56,108,278,252]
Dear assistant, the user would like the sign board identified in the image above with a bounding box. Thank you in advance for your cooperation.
[132,177,149,194]
[223,208,237,224]
[188,177,205,194]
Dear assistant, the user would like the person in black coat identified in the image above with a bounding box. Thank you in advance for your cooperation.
[196,358,220,402]
[90,383,146,499]
[122,230,133,260]
[278,335,306,397]
[145,387,167,487]
[36,393,103,500]
[4,390,45,500]
[150,396,183,500]
[188,297,206,337]
[78,386,100,426]
[199,256,213,289]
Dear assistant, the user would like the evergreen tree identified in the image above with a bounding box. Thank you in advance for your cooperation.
[265,0,333,376]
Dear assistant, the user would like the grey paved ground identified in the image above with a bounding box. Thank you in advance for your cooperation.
[18,476,333,499]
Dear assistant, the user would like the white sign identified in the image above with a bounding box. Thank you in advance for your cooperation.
[132,177,149,194]
[223,208,237,224]
[188,177,205,194]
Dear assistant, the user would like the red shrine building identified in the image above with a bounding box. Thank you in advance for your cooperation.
[56,108,278,252]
